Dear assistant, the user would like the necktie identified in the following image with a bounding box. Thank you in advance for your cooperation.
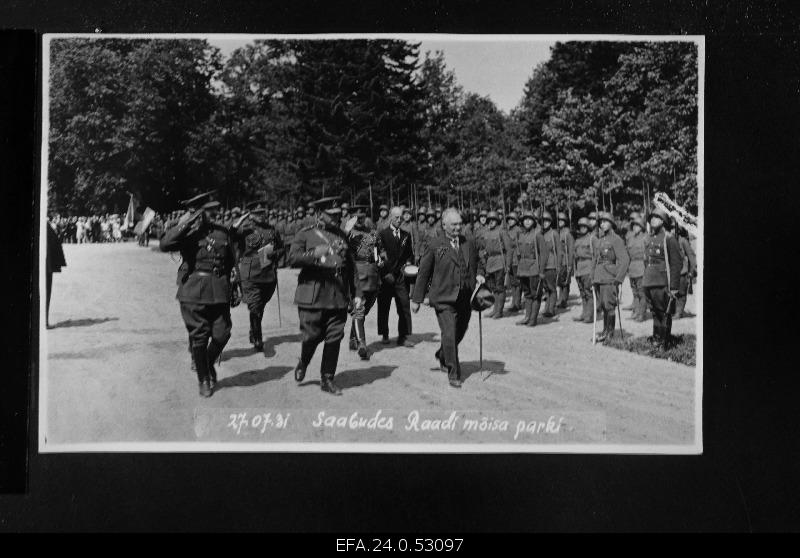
[394,228,400,241]
[451,237,459,251]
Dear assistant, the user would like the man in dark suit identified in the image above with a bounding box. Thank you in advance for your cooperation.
[46,218,67,329]
[412,208,484,388]
[377,206,415,346]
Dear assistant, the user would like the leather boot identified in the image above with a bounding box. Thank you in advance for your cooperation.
[516,299,532,325]
[320,342,342,395]
[492,292,505,319]
[595,312,609,342]
[606,313,616,340]
[191,344,212,397]
[348,321,358,351]
[356,318,369,360]
[509,284,522,312]
[207,339,227,389]
[294,342,315,382]
[248,314,255,345]
[527,300,540,327]
[253,314,264,352]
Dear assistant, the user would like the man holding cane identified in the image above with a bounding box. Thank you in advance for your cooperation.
[412,208,483,389]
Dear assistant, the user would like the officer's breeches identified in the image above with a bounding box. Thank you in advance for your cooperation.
[180,302,232,349]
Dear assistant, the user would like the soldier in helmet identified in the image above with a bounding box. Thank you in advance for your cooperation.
[642,207,682,346]
[159,195,239,398]
[304,203,316,226]
[339,202,351,233]
[473,209,488,242]
[587,210,602,319]
[344,206,384,360]
[539,211,563,318]
[572,217,595,323]
[414,206,428,263]
[477,211,512,319]
[625,214,648,321]
[556,212,575,309]
[591,212,630,342]
[514,211,548,326]
[232,203,284,353]
[376,204,390,232]
[505,211,522,313]
[289,196,362,395]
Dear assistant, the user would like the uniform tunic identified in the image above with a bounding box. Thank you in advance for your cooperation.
[515,228,548,300]
[233,218,283,315]
[159,218,236,347]
[477,227,511,294]
[591,230,630,312]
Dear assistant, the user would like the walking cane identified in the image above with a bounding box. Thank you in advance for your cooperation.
[592,285,598,345]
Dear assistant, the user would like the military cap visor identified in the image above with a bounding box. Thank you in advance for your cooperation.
[310,196,343,213]
[202,201,221,210]
[180,190,216,208]
[245,200,267,210]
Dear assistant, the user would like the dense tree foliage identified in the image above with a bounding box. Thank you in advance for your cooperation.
[48,38,698,218]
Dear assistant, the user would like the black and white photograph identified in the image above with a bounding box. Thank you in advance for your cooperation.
[39,33,703,452]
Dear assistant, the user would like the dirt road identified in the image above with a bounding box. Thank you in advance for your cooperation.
[42,242,698,450]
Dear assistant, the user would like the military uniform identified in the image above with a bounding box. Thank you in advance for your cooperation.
[540,213,563,318]
[591,213,630,341]
[675,232,697,319]
[347,222,383,359]
[626,219,647,321]
[643,211,683,345]
[557,213,575,309]
[477,212,511,319]
[572,218,595,323]
[160,204,237,397]
[376,205,390,232]
[514,213,548,327]
[233,210,284,352]
[505,213,522,313]
[289,199,362,394]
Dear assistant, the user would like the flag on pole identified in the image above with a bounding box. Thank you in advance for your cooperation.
[133,208,156,236]
[122,193,138,230]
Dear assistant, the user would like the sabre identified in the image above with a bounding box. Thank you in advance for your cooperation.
[275,268,282,328]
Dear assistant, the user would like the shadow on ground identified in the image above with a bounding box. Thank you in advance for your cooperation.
[365,331,439,355]
[49,317,118,329]
[215,365,293,390]
[297,365,397,391]
[221,332,302,361]
[460,360,508,382]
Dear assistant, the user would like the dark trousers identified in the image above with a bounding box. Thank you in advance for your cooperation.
[350,290,378,344]
[180,302,232,349]
[644,286,673,338]
[46,269,53,326]
[676,273,690,315]
[576,274,593,320]
[520,275,543,301]
[377,273,412,338]
[242,280,277,317]
[594,283,619,312]
[486,269,505,295]
[298,307,347,378]
[434,290,472,381]
[543,268,558,314]
[557,268,571,306]
[629,276,646,318]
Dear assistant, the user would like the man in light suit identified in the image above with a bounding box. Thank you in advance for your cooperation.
[412,208,484,388]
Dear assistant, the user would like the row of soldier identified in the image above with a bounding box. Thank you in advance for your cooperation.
[158,191,696,398]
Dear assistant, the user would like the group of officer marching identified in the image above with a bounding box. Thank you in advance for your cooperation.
[159,190,697,398]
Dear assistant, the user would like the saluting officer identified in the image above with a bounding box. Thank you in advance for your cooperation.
[159,197,239,397]
[572,217,595,323]
[539,211,562,318]
[505,212,522,313]
[345,206,384,360]
[478,211,511,319]
[591,212,630,342]
[642,208,682,346]
[625,214,648,322]
[514,211,548,327]
[232,204,284,353]
[557,212,575,309]
[289,196,362,395]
